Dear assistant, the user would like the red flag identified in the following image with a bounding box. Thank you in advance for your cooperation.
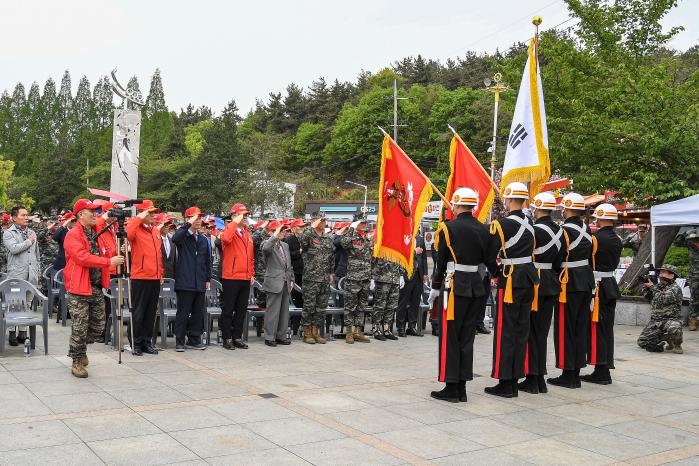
[442,134,497,223]
[375,135,434,276]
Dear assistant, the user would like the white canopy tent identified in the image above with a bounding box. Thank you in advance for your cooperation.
[649,194,699,265]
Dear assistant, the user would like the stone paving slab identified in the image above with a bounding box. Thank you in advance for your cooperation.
[1,322,699,465]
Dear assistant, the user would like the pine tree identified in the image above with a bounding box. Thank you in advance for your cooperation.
[57,70,73,143]
[145,68,167,118]
[41,78,58,144]
[73,75,93,130]
[126,76,142,110]
[94,76,114,128]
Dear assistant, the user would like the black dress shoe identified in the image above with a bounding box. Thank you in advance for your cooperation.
[538,375,548,393]
[265,340,277,347]
[581,366,612,385]
[430,383,460,403]
[518,375,539,394]
[406,327,418,336]
[484,380,516,398]
[142,345,159,355]
[398,329,407,337]
[457,381,467,402]
[275,338,291,345]
[233,339,248,349]
[132,347,143,356]
[223,339,235,350]
[547,371,577,389]
[475,324,491,335]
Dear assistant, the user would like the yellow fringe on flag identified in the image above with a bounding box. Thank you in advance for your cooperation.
[490,220,514,304]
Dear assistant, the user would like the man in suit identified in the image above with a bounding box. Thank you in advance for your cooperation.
[397,233,428,337]
[262,221,294,347]
[159,215,177,279]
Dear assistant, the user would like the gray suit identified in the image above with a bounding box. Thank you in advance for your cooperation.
[262,236,293,341]
[3,224,40,284]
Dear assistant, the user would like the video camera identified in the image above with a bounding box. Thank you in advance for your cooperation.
[107,199,143,221]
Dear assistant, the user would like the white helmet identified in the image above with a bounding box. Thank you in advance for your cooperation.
[592,203,618,220]
[532,192,557,211]
[559,192,586,211]
[503,182,529,200]
[451,187,479,206]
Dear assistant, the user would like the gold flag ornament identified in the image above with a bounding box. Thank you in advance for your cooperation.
[501,38,550,198]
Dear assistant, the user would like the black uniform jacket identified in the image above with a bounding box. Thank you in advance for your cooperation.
[285,234,304,276]
[593,226,623,300]
[488,210,538,290]
[561,216,595,292]
[534,215,565,297]
[432,212,493,298]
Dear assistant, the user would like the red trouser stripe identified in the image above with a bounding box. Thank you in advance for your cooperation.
[494,289,504,379]
[438,297,448,382]
[558,302,565,368]
[524,342,530,375]
[590,320,597,365]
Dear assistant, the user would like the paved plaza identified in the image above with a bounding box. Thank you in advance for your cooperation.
[1,322,699,465]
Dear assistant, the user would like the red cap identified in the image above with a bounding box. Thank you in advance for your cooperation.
[63,212,74,221]
[252,220,265,230]
[290,218,306,228]
[229,203,249,215]
[1,213,10,223]
[73,199,100,215]
[92,199,114,211]
[135,199,159,213]
[268,220,283,230]
[184,206,203,218]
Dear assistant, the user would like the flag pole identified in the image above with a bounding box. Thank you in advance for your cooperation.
[447,125,501,192]
[377,126,452,210]
[533,16,542,59]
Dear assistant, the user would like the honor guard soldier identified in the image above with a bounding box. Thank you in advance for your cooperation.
[519,191,565,394]
[549,192,595,388]
[582,203,622,384]
[427,187,493,403]
[485,182,538,398]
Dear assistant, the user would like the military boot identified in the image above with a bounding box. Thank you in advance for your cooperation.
[430,383,460,403]
[353,326,371,343]
[673,342,684,354]
[373,324,386,341]
[548,370,577,389]
[690,317,697,331]
[80,355,89,367]
[303,325,316,344]
[517,375,539,394]
[484,380,516,398]
[384,323,398,340]
[345,330,354,344]
[580,365,612,385]
[311,325,326,344]
[71,359,88,378]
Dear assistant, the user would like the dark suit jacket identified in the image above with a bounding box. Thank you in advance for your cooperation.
[161,234,177,279]
[285,234,304,275]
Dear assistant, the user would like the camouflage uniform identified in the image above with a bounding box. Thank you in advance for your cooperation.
[253,229,271,307]
[36,225,58,293]
[371,258,401,330]
[637,281,684,351]
[300,227,334,326]
[68,227,105,359]
[675,229,699,318]
[340,228,373,327]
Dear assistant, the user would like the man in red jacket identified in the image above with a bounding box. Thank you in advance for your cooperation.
[64,199,124,378]
[126,199,163,356]
[220,203,255,350]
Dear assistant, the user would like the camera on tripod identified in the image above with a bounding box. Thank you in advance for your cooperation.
[107,199,143,221]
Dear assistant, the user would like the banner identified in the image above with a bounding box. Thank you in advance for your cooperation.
[110,109,141,200]
[501,38,550,197]
[442,134,496,223]
[374,135,433,276]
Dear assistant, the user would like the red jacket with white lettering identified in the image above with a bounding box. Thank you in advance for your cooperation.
[64,225,114,295]
[220,222,255,280]
[126,216,163,280]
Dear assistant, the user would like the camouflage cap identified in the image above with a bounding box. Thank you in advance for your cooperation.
[657,264,679,277]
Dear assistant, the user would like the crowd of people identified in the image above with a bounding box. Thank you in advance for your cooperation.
[0,189,693,395]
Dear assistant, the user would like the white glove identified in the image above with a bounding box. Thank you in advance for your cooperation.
[428,289,440,306]
[350,221,360,229]
[399,276,405,289]
[370,279,376,290]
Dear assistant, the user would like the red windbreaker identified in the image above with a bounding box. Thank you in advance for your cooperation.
[220,223,254,280]
[64,224,114,295]
[126,216,163,280]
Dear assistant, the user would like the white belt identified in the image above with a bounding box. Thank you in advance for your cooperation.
[500,257,532,265]
[594,271,615,279]
[447,262,478,273]
[562,259,589,268]
[534,262,552,270]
